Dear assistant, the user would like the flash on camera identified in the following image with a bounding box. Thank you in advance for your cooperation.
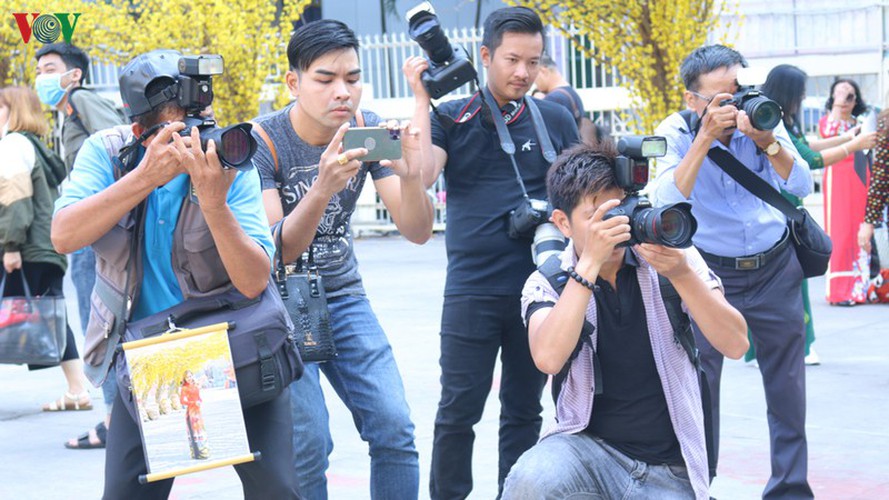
[406,1,435,21]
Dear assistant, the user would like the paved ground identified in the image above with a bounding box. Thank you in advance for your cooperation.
[1,234,887,499]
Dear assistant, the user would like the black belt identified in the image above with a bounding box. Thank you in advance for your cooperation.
[698,231,790,271]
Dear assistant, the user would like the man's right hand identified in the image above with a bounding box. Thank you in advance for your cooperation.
[575,199,631,276]
[315,123,367,198]
[697,92,738,142]
[134,122,188,187]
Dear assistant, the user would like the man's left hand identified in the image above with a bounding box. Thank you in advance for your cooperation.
[381,120,422,180]
[176,126,235,212]
[635,243,692,280]
[737,110,775,150]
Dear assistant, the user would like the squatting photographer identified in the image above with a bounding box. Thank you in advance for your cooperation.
[502,141,747,500]
[412,5,580,497]
[651,44,814,499]
[51,49,299,498]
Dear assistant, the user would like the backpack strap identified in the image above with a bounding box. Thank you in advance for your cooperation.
[679,109,697,135]
[537,255,602,404]
[657,275,699,369]
[250,107,363,186]
[250,121,278,175]
[65,87,92,137]
[657,273,716,480]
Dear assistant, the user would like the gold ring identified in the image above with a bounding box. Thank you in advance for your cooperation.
[337,153,349,165]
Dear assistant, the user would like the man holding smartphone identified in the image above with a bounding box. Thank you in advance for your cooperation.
[252,19,434,499]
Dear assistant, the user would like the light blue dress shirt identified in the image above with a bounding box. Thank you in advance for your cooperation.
[55,135,275,320]
[651,112,812,257]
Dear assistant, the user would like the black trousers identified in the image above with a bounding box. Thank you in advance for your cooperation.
[103,387,301,499]
[430,295,546,500]
[1,263,79,368]
[693,244,813,499]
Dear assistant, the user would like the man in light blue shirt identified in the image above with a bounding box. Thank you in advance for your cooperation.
[652,45,813,499]
[51,49,298,499]
[55,136,275,321]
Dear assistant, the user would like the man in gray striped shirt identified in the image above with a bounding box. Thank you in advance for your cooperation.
[502,142,748,499]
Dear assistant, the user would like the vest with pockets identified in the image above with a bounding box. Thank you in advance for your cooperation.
[537,253,717,480]
[82,125,231,386]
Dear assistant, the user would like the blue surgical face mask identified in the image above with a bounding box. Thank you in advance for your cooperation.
[35,69,74,107]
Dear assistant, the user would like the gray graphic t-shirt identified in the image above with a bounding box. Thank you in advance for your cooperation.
[253,104,393,297]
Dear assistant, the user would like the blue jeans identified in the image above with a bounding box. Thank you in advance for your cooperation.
[502,433,695,499]
[71,247,117,412]
[290,294,419,499]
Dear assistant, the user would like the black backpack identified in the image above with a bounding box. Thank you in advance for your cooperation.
[537,254,717,480]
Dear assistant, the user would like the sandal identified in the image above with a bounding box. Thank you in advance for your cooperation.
[42,391,93,412]
[65,422,107,450]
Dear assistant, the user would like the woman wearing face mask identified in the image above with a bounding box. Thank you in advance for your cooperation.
[0,86,95,416]
[820,79,873,306]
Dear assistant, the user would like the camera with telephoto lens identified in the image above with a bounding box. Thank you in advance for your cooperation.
[508,199,567,267]
[406,2,478,99]
[719,88,782,131]
[176,55,257,170]
[602,136,697,248]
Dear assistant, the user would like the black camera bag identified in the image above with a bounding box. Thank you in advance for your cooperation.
[115,281,304,421]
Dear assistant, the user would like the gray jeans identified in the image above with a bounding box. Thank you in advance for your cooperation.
[502,433,695,500]
[71,247,116,412]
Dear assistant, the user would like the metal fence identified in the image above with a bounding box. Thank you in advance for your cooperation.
[78,5,882,230]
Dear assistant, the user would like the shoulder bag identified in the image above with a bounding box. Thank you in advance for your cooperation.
[272,217,338,363]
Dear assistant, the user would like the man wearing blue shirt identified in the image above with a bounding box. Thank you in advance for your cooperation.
[52,50,298,498]
[652,45,813,499]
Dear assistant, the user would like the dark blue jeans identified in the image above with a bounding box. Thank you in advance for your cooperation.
[430,295,546,500]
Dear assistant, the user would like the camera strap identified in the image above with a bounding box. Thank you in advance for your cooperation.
[478,86,557,200]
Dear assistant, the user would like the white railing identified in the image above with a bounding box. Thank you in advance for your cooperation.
[79,4,884,231]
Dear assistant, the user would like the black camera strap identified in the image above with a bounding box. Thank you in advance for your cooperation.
[706,148,804,225]
[479,86,557,201]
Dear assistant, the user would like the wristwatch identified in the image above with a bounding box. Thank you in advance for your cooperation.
[762,140,781,156]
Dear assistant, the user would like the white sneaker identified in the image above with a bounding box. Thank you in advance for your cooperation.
[805,349,821,366]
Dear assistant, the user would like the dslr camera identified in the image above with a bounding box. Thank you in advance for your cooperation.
[508,199,567,267]
[176,55,257,170]
[602,136,697,248]
[406,2,477,99]
[720,88,782,131]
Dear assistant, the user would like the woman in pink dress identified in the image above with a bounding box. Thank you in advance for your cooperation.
[820,79,872,305]
[180,370,210,460]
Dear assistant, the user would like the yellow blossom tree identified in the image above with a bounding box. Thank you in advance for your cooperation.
[508,0,738,132]
[1,0,311,123]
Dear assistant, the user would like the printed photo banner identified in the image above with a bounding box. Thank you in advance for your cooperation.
[122,322,256,484]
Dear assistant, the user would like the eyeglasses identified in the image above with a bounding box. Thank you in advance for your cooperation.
[689,90,715,103]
